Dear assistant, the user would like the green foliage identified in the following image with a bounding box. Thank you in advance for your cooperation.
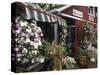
[66,43,72,56]
[39,41,78,70]
[47,56,62,71]
[38,41,50,57]
[87,50,97,60]
[38,41,67,57]
[75,47,85,59]
[83,22,91,33]
[62,56,76,69]
[80,37,90,49]
[36,3,65,11]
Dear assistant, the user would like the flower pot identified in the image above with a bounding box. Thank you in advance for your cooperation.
[79,55,88,68]
[87,58,97,68]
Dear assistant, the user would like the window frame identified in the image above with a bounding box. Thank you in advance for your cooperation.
[88,6,95,17]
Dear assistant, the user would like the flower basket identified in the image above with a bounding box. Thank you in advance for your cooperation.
[79,55,88,68]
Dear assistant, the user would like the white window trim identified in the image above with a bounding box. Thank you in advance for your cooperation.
[88,6,95,17]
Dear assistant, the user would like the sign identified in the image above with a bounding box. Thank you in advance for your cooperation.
[89,16,94,21]
[73,9,83,18]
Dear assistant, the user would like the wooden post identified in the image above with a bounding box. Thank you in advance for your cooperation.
[54,23,58,43]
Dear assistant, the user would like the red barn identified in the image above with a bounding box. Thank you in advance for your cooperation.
[49,5,97,56]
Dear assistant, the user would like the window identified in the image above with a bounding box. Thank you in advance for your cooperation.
[88,6,95,17]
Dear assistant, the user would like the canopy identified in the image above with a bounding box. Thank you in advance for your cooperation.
[12,2,67,26]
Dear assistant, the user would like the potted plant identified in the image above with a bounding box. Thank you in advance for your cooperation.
[87,49,97,68]
[75,47,88,68]
[62,56,76,69]
[38,41,69,70]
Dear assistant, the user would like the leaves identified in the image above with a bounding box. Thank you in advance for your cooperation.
[37,3,65,11]
[12,17,44,65]
[47,56,62,70]
[83,22,91,33]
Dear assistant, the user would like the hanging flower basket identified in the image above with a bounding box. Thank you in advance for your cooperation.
[83,22,91,33]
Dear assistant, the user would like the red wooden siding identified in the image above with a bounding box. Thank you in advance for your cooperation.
[61,5,97,55]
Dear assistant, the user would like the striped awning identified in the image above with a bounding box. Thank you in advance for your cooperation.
[14,2,67,26]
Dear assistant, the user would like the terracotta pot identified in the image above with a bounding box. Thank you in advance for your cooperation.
[79,55,88,68]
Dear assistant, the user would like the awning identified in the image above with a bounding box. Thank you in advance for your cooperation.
[12,2,67,26]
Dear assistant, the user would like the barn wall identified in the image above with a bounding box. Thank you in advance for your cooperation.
[62,6,97,55]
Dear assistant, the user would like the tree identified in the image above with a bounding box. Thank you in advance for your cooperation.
[35,3,65,11]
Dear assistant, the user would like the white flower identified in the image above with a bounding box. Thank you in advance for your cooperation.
[63,29,67,33]
[29,51,32,55]
[16,29,21,34]
[16,23,20,27]
[21,32,25,36]
[87,43,92,51]
[31,23,36,26]
[33,41,42,49]
[34,32,39,38]
[25,34,29,38]
[30,41,34,45]
[26,38,30,43]
[19,45,21,47]
[32,50,38,55]
[15,16,20,23]
[36,27,42,33]
[17,40,21,44]
[33,42,39,49]
[36,57,44,63]
[22,58,29,63]
[26,28,31,33]
[20,21,28,27]
[66,56,76,64]
[34,37,39,42]
[22,48,28,53]
[90,58,95,62]
[39,57,44,63]
[31,58,35,63]
[14,48,19,51]
[17,58,21,61]
[30,33,34,36]
[71,58,76,64]
[20,37,24,41]
[17,54,21,57]
[40,33,43,37]
[18,26,22,30]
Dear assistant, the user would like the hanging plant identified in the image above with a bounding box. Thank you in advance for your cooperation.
[80,37,90,49]
[83,22,91,33]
